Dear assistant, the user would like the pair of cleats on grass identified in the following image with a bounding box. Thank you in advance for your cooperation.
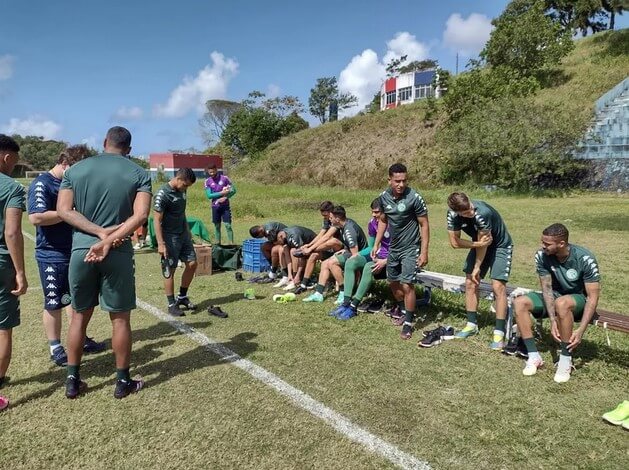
[602,401,629,430]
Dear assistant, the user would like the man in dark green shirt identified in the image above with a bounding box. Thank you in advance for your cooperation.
[513,223,601,383]
[249,221,287,280]
[446,192,513,350]
[276,226,317,288]
[303,206,368,304]
[58,127,152,400]
[0,135,27,411]
[372,163,430,340]
[154,168,198,317]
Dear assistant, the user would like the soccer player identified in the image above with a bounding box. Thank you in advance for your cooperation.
[204,163,236,245]
[332,198,391,319]
[303,206,368,307]
[57,126,152,399]
[294,201,344,293]
[0,135,27,412]
[372,163,430,340]
[28,145,106,367]
[249,221,287,279]
[446,192,513,350]
[513,223,601,383]
[275,226,317,288]
[153,168,198,317]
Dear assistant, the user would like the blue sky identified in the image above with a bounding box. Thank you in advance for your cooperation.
[1,0,626,156]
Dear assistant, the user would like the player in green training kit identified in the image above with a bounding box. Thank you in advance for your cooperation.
[0,135,27,412]
[154,168,198,317]
[446,192,513,350]
[249,221,287,280]
[372,163,430,340]
[513,223,601,383]
[58,127,152,400]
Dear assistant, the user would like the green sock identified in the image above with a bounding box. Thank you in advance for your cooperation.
[350,298,360,309]
[67,364,80,379]
[281,268,288,277]
[167,294,175,305]
[224,223,234,244]
[560,342,571,357]
[343,298,351,307]
[315,284,325,294]
[404,309,414,324]
[466,311,478,324]
[116,368,131,382]
[495,318,506,334]
[523,337,538,354]
[213,224,221,243]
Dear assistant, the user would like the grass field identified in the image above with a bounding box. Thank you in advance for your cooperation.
[1,180,628,469]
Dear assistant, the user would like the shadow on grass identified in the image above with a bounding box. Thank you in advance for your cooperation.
[9,320,258,406]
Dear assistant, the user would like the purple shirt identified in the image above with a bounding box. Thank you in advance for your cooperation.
[204,174,232,207]
[368,218,390,259]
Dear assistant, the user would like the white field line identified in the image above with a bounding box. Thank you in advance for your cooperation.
[22,230,430,469]
[136,299,431,470]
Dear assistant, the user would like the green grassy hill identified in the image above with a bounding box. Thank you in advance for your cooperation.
[236,28,629,189]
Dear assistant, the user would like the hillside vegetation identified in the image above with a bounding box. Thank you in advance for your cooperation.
[236,29,629,189]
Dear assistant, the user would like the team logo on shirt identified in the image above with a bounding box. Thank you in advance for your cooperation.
[397,202,406,212]
[566,268,578,281]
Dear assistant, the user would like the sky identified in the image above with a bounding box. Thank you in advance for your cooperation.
[1,0,627,157]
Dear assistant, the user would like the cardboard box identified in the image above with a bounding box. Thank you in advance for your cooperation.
[194,244,212,276]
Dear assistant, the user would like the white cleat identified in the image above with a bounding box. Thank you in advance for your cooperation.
[553,360,574,383]
[273,277,289,288]
[522,357,544,376]
[282,282,296,291]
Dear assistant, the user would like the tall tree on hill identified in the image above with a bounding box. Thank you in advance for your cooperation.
[308,77,357,123]
[10,135,67,170]
[602,0,629,29]
[199,99,242,145]
[482,0,574,77]
[398,59,439,74]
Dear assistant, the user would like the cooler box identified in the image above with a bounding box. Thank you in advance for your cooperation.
[242,238,271,272]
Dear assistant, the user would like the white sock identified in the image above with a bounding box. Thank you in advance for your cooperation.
[558,354,572,366]
[528,351,542,362]
[493,329,505,339]
[465,322,477,329]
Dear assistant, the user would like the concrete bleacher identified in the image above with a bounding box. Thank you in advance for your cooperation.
[576,77,629,160]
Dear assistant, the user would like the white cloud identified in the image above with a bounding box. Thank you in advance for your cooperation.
[112,106,143,121]
[443,13,493,56]
[1,116,62,139]
[154,51,238,118]
[0,55,14,80]
[266,83,281,98]
[382,32,430,66]
[338,49,385,115]
[337,31,430,116]
[81,135,98,149]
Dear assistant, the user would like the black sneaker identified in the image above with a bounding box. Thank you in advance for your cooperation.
[235,272,244,281]
[176,296,196,310]
[65,376,87,399]
[83,337,106,354]
[418,326,455,348]
[114,377,145,399]
[168,303,185,317]
[304,279,316,289]
[208,305,228,318]
[366,298,385,313]
[357,299,372,313]
[294,285,308,295]
[51,345,68,367]
[504,336,528,359]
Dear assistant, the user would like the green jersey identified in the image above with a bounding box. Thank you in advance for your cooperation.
[335,218,368,251]
[378,186,428,253]
[447,200,512,248]
[60,153,152,252]
[0,173,26,256]
[263,221,286,241]
[283,226,316,249]
[154,183,188,235]
[535,244,600,296]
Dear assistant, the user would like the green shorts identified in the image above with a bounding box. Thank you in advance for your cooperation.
[0,256,20,330]
[387,246,420,284]
[463,245,513,282]
[69,249,136,313]
[164,232,196,267]
[525,291,587,321]
[334,251,352,267]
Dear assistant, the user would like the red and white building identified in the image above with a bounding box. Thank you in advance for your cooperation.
[149,153,222,181]
[380,69,440,111]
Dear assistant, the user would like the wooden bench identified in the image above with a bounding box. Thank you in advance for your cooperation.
[415,270,627,339]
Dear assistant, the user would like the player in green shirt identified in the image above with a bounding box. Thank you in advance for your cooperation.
[513,223,601,383]
[58,127,152,400]
[154,168,198,317]
[372,163,430,340]
[446,192,513,350]
[276,226,317,288]
[249,221,287,280]
[0,135,27,412]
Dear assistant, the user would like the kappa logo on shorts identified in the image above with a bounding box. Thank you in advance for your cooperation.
[46,275,56,281]
[566,268,579,281]
[45,266,55,273]
[46,283,56,289]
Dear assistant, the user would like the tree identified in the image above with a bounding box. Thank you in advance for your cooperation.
[367,92,381,114]
[398,59,438,74]
[199,99,242,145]
[11,135,67,170]
[602,0,629,29]
[308,77,358,123]
[385,55,408,77]
[482,0,574,77]
[221,91,309,156]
